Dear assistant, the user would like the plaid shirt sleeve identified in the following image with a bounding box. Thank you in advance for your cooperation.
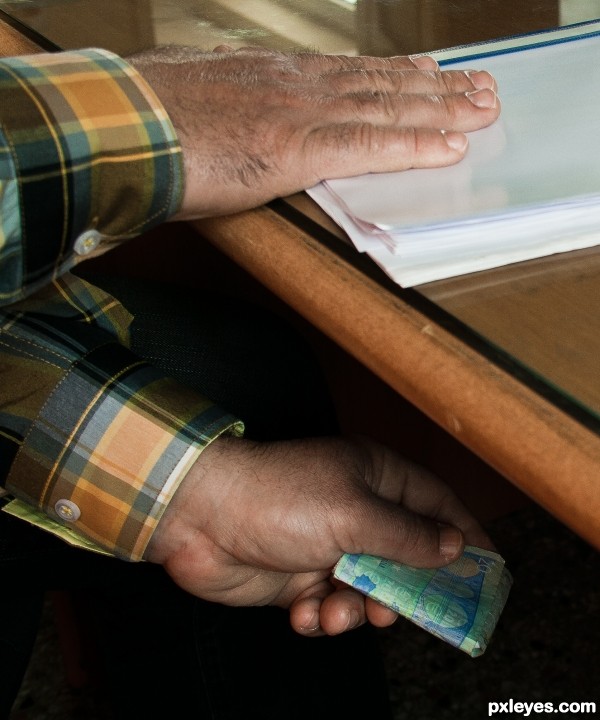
[0,48,184,303]
[0,50,243,561]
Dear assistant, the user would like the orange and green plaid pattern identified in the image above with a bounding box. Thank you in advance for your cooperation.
[0,48,183,303]
[0,51,243,560]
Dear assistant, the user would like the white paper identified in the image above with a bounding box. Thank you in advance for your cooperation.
[307,21,600,286]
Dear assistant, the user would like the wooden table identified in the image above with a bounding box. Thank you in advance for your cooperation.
[2,1,600,549]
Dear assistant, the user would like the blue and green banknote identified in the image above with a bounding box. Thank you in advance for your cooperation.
[333,546,512,657]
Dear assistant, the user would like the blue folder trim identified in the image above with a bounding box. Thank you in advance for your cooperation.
[435,19,600,66]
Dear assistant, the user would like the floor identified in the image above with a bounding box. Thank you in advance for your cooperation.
[9,501,600,720]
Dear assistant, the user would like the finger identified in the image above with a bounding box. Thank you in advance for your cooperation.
[317,587,368,635]
[334,493,467,567]
[292,52,443,74]
[408,54,440,71]
[372,477,493,560]
[304,125,469,181]
[289,579,336,636]
[396,480,494,552]
[466,69,498,92]
[322,87,499,134]
[212,44,235,53]
[326,68,496,98]
[290,596,327,636]
[365,596,398,628]
[291,581,399,636]
[390,463,492,548]
[292,52,429,73]
[361,443,493,549]
[203,48,441,76]
[318,587,399,634]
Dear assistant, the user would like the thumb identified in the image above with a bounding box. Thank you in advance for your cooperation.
[344,497,465,568]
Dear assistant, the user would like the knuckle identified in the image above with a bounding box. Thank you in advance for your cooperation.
[397,516,435,560]
[437,93,459,124]
[358,122,387,157]
[400,126,419,161]
[334,87,396,123]
[440,69,464,94]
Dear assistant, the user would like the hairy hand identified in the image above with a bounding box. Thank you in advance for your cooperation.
[145,435,492,637]
[129,46,499,218]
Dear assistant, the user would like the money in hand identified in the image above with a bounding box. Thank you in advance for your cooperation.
[333,546,512,657]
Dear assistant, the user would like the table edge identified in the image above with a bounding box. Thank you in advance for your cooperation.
[194,208,600,549]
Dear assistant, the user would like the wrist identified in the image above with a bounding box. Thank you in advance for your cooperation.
[143,436,250,564]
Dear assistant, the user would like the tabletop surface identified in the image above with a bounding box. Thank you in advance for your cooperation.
[2,0,600,433]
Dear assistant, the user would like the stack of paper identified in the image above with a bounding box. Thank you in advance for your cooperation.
[308,21,600,287]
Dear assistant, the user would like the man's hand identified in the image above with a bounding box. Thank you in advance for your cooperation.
[128,47,499,218]
[145,435,492,637]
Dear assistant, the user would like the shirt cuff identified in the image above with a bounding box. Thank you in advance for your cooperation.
[5,337,243,561]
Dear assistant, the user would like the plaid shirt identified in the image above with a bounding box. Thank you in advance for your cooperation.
[0,49,242,561]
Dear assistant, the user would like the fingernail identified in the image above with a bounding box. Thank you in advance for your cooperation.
[466,88,497,109]
[442,130,468,153]
[409,54,439,70]
[344,608,361,632]
[332,608,360,635]
[439,525,463,559]
[299,609,320,634]
[465,69,497,91]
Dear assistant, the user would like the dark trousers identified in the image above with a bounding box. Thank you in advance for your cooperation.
[0,273,392,719]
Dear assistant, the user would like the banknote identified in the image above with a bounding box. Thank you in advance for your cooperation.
[333,546,512,657]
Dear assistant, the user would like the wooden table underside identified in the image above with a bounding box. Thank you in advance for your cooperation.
[195,210,600,550]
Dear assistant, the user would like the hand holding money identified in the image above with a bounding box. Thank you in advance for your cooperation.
[146,434,495,637]
[334,547,512,656]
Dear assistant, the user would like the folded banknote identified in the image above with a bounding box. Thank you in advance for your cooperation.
[333,546,512,657]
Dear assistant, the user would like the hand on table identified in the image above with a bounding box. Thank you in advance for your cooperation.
[129,46,500,218]
[145,435,493,637]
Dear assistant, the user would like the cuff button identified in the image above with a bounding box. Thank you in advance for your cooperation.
[74,229,102,256]
[55,499,81,522]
